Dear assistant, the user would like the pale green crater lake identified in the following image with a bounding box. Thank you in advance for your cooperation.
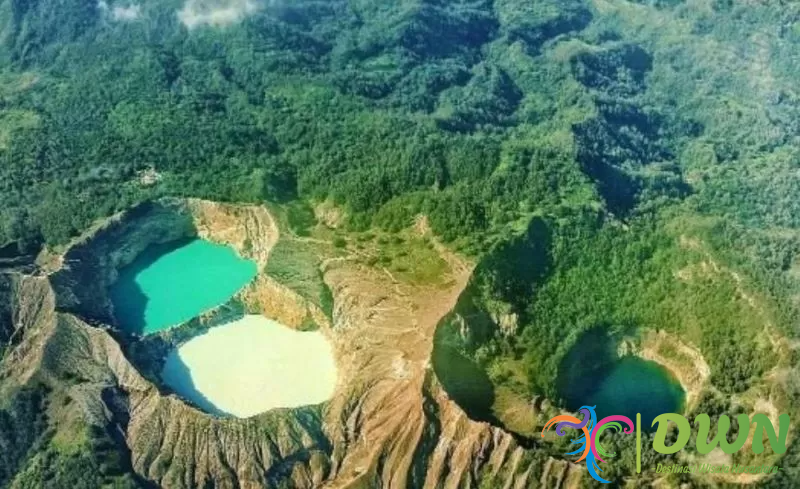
[110,238,257,335]
[161,315,338,418]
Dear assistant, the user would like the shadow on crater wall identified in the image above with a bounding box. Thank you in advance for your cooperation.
[108,239,195,335]
[161,351,229,417]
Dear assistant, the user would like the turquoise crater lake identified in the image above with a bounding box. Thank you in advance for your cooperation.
[110,239,257,335]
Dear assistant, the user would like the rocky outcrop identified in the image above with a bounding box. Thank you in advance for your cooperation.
[240,275,330,331]
[0,273,16,344]
[187,199,278,270]
[0,272,56,385]
[637,330,711,411]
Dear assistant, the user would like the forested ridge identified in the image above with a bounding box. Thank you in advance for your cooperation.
[2,0,800,486]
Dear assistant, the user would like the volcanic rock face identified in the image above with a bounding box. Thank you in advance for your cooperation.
[0,273,18,344]
[0,198,579,489]
[0,273,56,384]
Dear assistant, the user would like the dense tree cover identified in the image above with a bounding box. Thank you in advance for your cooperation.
[0,0,599,250]
[0,383,146,489]
[10,429,144,489]
[0,0,800,486]
[0,387,47,486]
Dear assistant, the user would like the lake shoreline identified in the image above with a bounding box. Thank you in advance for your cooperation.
[161,314,338,418]
[110,238,257,335]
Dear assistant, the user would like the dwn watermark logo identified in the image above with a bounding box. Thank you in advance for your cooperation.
[542,406,790,483]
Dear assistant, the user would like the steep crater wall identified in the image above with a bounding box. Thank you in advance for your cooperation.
[0,273,16,345]
[431,217,556,434]
[49,199,196,326]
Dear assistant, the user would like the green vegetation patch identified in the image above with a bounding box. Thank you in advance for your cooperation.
[357,232,450,286]
[265,238,333,319]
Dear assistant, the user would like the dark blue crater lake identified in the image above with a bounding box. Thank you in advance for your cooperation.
[560,355,685,430]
